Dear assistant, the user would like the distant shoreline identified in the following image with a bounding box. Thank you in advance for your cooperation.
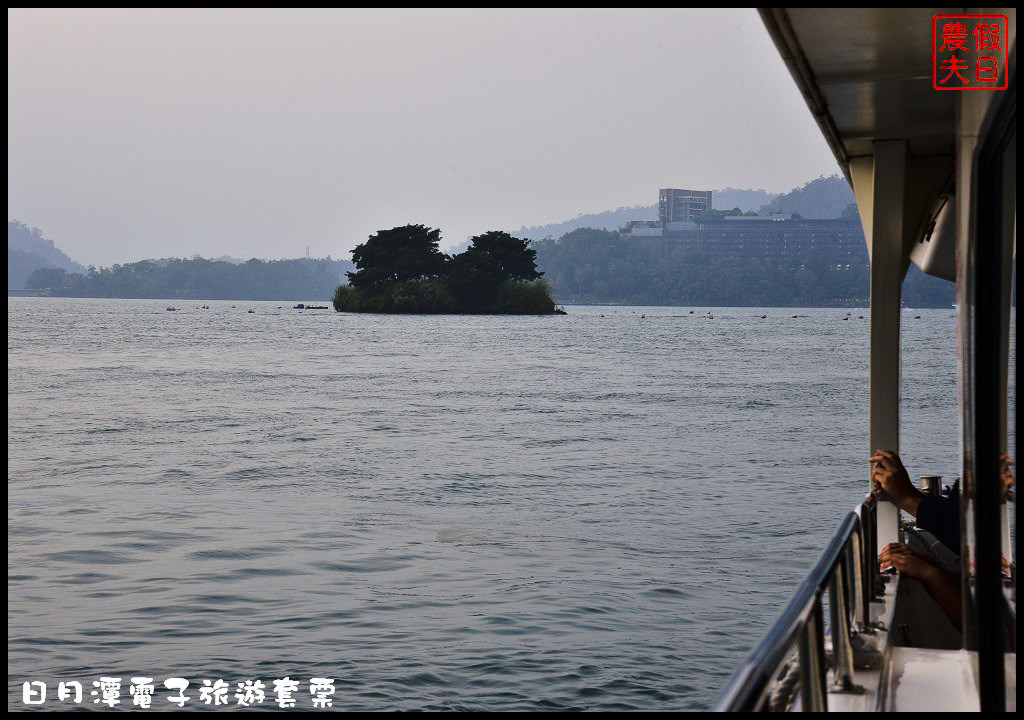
[5,295,979,311]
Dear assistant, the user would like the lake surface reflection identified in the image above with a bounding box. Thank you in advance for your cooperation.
[8,299,976,710]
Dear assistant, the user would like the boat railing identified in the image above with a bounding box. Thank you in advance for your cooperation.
[713,495,879,712]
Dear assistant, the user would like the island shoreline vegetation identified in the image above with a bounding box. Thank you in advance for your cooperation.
[11,197,958,308]
[18,255,352,301]
[333,226,558,315]
[533,227,955,309]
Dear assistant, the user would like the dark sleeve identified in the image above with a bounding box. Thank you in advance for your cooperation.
[917,496,960,554]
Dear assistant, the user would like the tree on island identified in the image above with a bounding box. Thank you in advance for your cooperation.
[463,231,543,282]
[347,224,447,289]
[446,231,544,307]
[336,226,556,314]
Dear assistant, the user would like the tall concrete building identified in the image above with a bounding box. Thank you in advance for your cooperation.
[659,188,712,224]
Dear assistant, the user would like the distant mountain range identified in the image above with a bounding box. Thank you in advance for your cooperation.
[754,175,855,219]
[7,220,353,299]
[9,175,860,300]
[494,176,854,247]
[8,220,87,290]
[505,188,777,246]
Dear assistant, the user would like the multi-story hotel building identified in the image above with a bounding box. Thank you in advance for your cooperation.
[658,188,713,224]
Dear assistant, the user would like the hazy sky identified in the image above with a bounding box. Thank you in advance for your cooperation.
[8,8,840,266]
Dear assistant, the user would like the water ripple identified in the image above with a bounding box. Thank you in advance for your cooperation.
[7,299,994,711]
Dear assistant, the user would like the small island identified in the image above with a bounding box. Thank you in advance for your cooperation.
[333,225,559,314]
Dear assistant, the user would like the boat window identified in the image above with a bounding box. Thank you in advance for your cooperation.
[960,83,1015,712]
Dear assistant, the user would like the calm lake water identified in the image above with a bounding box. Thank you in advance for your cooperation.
[8,299,1007,711]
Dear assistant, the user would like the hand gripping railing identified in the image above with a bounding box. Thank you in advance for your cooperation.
[712,496,879,712]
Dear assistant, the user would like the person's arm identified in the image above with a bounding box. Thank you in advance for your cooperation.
[920,566,962,633]
[880,543,962,632]
[870,450,924,516]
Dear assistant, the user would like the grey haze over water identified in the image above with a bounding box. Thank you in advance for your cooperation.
[8,9,838,266]
[9,300,1002,711]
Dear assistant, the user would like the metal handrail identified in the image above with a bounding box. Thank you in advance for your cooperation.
[712,496,878,711]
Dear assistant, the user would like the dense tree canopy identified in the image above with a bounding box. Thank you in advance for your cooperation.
[25,267,68,291]
[27,256,352,300]
[532,227,956,307]
[463,231,543,282]
[347,225,447,289]
[336,226,555,314]
[445,231,543,306]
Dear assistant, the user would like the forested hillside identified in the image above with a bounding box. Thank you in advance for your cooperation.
[533,228,955,308]
[26,256,353,301]
[8,220,86,289]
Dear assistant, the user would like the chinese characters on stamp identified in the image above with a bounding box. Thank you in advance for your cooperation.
[933,15,1009,90]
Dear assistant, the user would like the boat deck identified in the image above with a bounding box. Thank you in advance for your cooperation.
[883,648,1017,712]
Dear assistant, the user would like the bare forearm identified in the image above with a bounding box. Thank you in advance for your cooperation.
[923,568,962,633]
[900,491,922,517]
